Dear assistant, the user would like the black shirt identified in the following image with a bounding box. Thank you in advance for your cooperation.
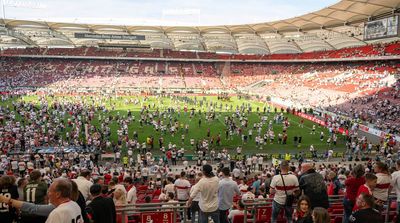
[349,208,383,223]
[0,185,19,223]
[86,196,116,223]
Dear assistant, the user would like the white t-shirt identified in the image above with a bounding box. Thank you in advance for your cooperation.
[45,200,83,223]
[190,176,219,212]
[127,186,137,204]
[164,183,175,195]
[232,169,241,178]
[392,170,400,202]
[246,158,252,166]
[72,176,93,201]
[27,162,34,170]
[142,167,149,177]
[11,161,18,170]
[258,157,263,165]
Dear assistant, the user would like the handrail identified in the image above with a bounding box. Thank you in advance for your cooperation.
[115,195,397,223]
[116,201,188,223]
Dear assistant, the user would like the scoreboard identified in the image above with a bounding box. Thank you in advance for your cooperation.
[364,15,398,41]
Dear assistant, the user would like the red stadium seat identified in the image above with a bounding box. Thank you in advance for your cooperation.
[255,206,272,223]
[232,214,252,223]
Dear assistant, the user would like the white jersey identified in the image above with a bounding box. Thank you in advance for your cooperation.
[258,157,263,165]
[174,178,191,200]
[18,161,26,171]
[45,200,83,223]
[127,186,137,204]
[27,162,34,170]
[11,161,18,170]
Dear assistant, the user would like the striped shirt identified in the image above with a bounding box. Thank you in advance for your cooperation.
[270,174,299,205]
[373,173,391,202]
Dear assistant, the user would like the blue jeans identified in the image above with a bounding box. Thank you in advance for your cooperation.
[271,200,293,223]
[199,209,220,223]
[343,198,354,223]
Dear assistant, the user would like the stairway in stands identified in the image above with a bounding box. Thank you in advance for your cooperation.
[219,61,230,88]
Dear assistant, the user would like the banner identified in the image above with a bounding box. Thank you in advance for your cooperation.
[359,124,400,142]
[141,211,173,223]
[153,152,344,161]
[74,33,145,40]
[295,112,326,127]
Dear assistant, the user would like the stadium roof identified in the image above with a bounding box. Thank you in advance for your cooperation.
[0,0,399,54]
[1,0,398,33]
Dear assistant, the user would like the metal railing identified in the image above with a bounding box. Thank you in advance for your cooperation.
[240,195,397,223]
[115,195,398,223]
[116,201,189,223]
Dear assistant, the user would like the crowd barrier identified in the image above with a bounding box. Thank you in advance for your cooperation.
[115,195,398,223]
[117,201,188,223]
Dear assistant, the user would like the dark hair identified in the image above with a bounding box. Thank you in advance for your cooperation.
[90,184,102,196]
[375,162,389,174]
[352,164,365,178]
[0,175,16,188]
[202,164,214,177]
[365,173,377,181]
[80,170,91,178]
[167,192,174,200]
[93,177,104,184]
[180,171,186,178]
[296,195,311,216]
[17,178,27,187]
[124,177,133,184]
[280,160,289,169]
[70,180,79,201]
[238,200,245,209]
[30,170,42,181]
[101,184,109,195]
[144,196,151,203]
[360,193,375,208]
[312,207,330,223]
[54,179,72,199]
[111,177,118,184]
[222,167,230,176]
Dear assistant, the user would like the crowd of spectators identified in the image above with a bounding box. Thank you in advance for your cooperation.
[0,88,398,222]
[1,40,399,61]
[0,56,399,135]
[0,151,398,223]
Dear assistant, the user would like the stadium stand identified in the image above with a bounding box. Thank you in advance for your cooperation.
[1,0,400,222]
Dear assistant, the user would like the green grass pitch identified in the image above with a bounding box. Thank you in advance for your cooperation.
[1,95,346,156]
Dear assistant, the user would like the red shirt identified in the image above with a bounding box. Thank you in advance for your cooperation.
[118,173,124,183]
[345,176,366,201]
[166,151,172,159]
[104,174,112,185]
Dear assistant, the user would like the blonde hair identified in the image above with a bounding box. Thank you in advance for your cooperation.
[113,187,127,206]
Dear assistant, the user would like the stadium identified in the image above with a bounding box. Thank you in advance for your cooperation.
[0,0,399,223]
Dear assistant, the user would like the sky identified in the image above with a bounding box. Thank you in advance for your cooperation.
[0,0,340,26]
